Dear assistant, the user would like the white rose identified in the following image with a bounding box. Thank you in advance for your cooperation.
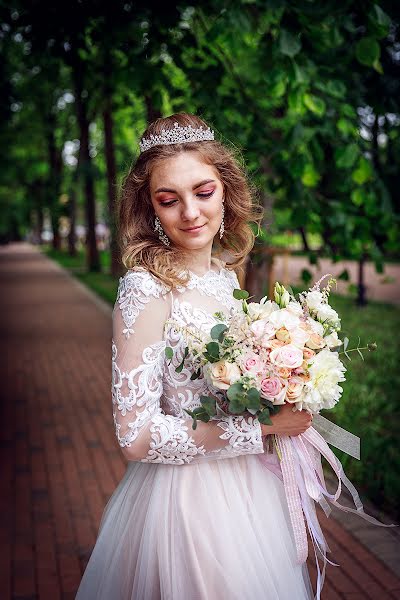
[306,291,324,310]
[307,318,324,336]
[206,360,242,390]
[250,300,279,319]
[269,308,301,331]
[290,327,310,348]
[286,301,303,317]
[324,331,343,348]
[316,304,340,325]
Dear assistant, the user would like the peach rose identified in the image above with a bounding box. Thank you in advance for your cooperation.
[303,347,316,360]
[286,377,304,403]
[276,327,291,343]
[262,338,285,350]
[208,360,241,390]
[306,333,326,350]
[277,367,291,379]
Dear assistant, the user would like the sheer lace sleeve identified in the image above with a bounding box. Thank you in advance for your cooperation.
[112,270,265,465]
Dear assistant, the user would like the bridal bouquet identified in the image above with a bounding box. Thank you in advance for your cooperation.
[166,274,376,430]
[166,275,386,600]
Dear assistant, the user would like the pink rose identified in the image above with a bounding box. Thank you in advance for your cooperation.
[261,377,283,398]
[269,344,304,369]
[243,354,264,374]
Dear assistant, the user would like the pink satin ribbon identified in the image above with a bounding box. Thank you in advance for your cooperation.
[258,426,397,600]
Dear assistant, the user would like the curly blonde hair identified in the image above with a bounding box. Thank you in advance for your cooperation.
[118,112,263,289]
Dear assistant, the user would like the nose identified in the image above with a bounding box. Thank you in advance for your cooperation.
[181,201,201,222]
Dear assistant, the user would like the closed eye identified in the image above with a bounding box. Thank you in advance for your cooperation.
[160,190,214,206]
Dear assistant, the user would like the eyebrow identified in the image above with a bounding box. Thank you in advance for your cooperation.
[154,179,216,194]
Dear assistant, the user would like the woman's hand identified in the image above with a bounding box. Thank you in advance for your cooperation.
[260,403,313,437]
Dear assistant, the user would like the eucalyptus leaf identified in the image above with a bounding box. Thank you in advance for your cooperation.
[233,288,249,300]
[258,410,273,425]
[246,387,261,411]
[210,323,228,341]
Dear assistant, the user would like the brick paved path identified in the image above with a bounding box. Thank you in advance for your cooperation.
[1,242,399,600]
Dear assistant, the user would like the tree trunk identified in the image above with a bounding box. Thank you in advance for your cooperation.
[103,96,122,277]
[46,118,63,251]
[72,63,100,272]
[357,254,367,306]
[299,227,310,253]
[144,94,162,124]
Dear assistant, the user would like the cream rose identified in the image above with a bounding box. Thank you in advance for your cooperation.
[269,344,304,369]
[276,327,291,343]
[306,333,326,350]
[286,376,304,402]
[305,291,324,310]
[263,338,285,350]
[290,327,310,348]
[324,331,343,348]
[207,360,241,390]
[248,301,279,320]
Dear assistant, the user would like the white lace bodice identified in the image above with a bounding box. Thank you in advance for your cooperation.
[111,259,265,465]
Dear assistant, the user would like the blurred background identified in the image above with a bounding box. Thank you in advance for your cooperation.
[1,0,399,579]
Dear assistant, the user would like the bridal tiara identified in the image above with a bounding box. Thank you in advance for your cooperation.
[139,121,215,153]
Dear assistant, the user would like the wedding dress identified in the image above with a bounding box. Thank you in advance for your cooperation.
[75,257,314,600]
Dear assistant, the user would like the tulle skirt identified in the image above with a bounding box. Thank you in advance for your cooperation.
[75,454,314,599]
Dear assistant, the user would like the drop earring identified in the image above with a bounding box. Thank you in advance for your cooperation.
[154,216,170,247]
[219,201,225,239]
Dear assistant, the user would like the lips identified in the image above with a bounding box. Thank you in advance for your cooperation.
[182,224,206,231]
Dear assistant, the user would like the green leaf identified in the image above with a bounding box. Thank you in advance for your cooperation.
[352,157,374,185]
[190,369,201,380]
[355,37,380,67]
[233,288,249,300]
[205,341,220,359]
[227,382,245,402]
[229,398,246,414]
[335,144,359,169]
[210,323,228,341]
[175,360,185,373]
[246,387,261,411]
[165,347,173,360]
[258,410,273,425]
[301,163,321,187]
[279,29,301,57]
[303,93,326,117]
[200,395,217,416]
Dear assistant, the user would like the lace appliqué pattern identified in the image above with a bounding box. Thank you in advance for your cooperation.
[216,415,264,457]
[116,269,169,338]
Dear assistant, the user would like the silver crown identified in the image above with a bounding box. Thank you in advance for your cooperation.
[139,121,214,153]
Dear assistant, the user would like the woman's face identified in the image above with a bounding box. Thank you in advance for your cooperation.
[149,152,224,252]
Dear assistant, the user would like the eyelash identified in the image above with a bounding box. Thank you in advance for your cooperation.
[160,191,214,207]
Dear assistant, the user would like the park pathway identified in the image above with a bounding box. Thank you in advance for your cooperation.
[1,242,399,600]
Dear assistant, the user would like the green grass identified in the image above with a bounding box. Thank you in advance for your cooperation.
[322,293,400,520]
[42,245,400,520]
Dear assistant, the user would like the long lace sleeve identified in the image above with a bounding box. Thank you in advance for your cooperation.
[111,270,265,465]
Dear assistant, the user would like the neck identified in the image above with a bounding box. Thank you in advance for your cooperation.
[184,246,214,277]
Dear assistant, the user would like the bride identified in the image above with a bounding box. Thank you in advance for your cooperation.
[75,113,315,599]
